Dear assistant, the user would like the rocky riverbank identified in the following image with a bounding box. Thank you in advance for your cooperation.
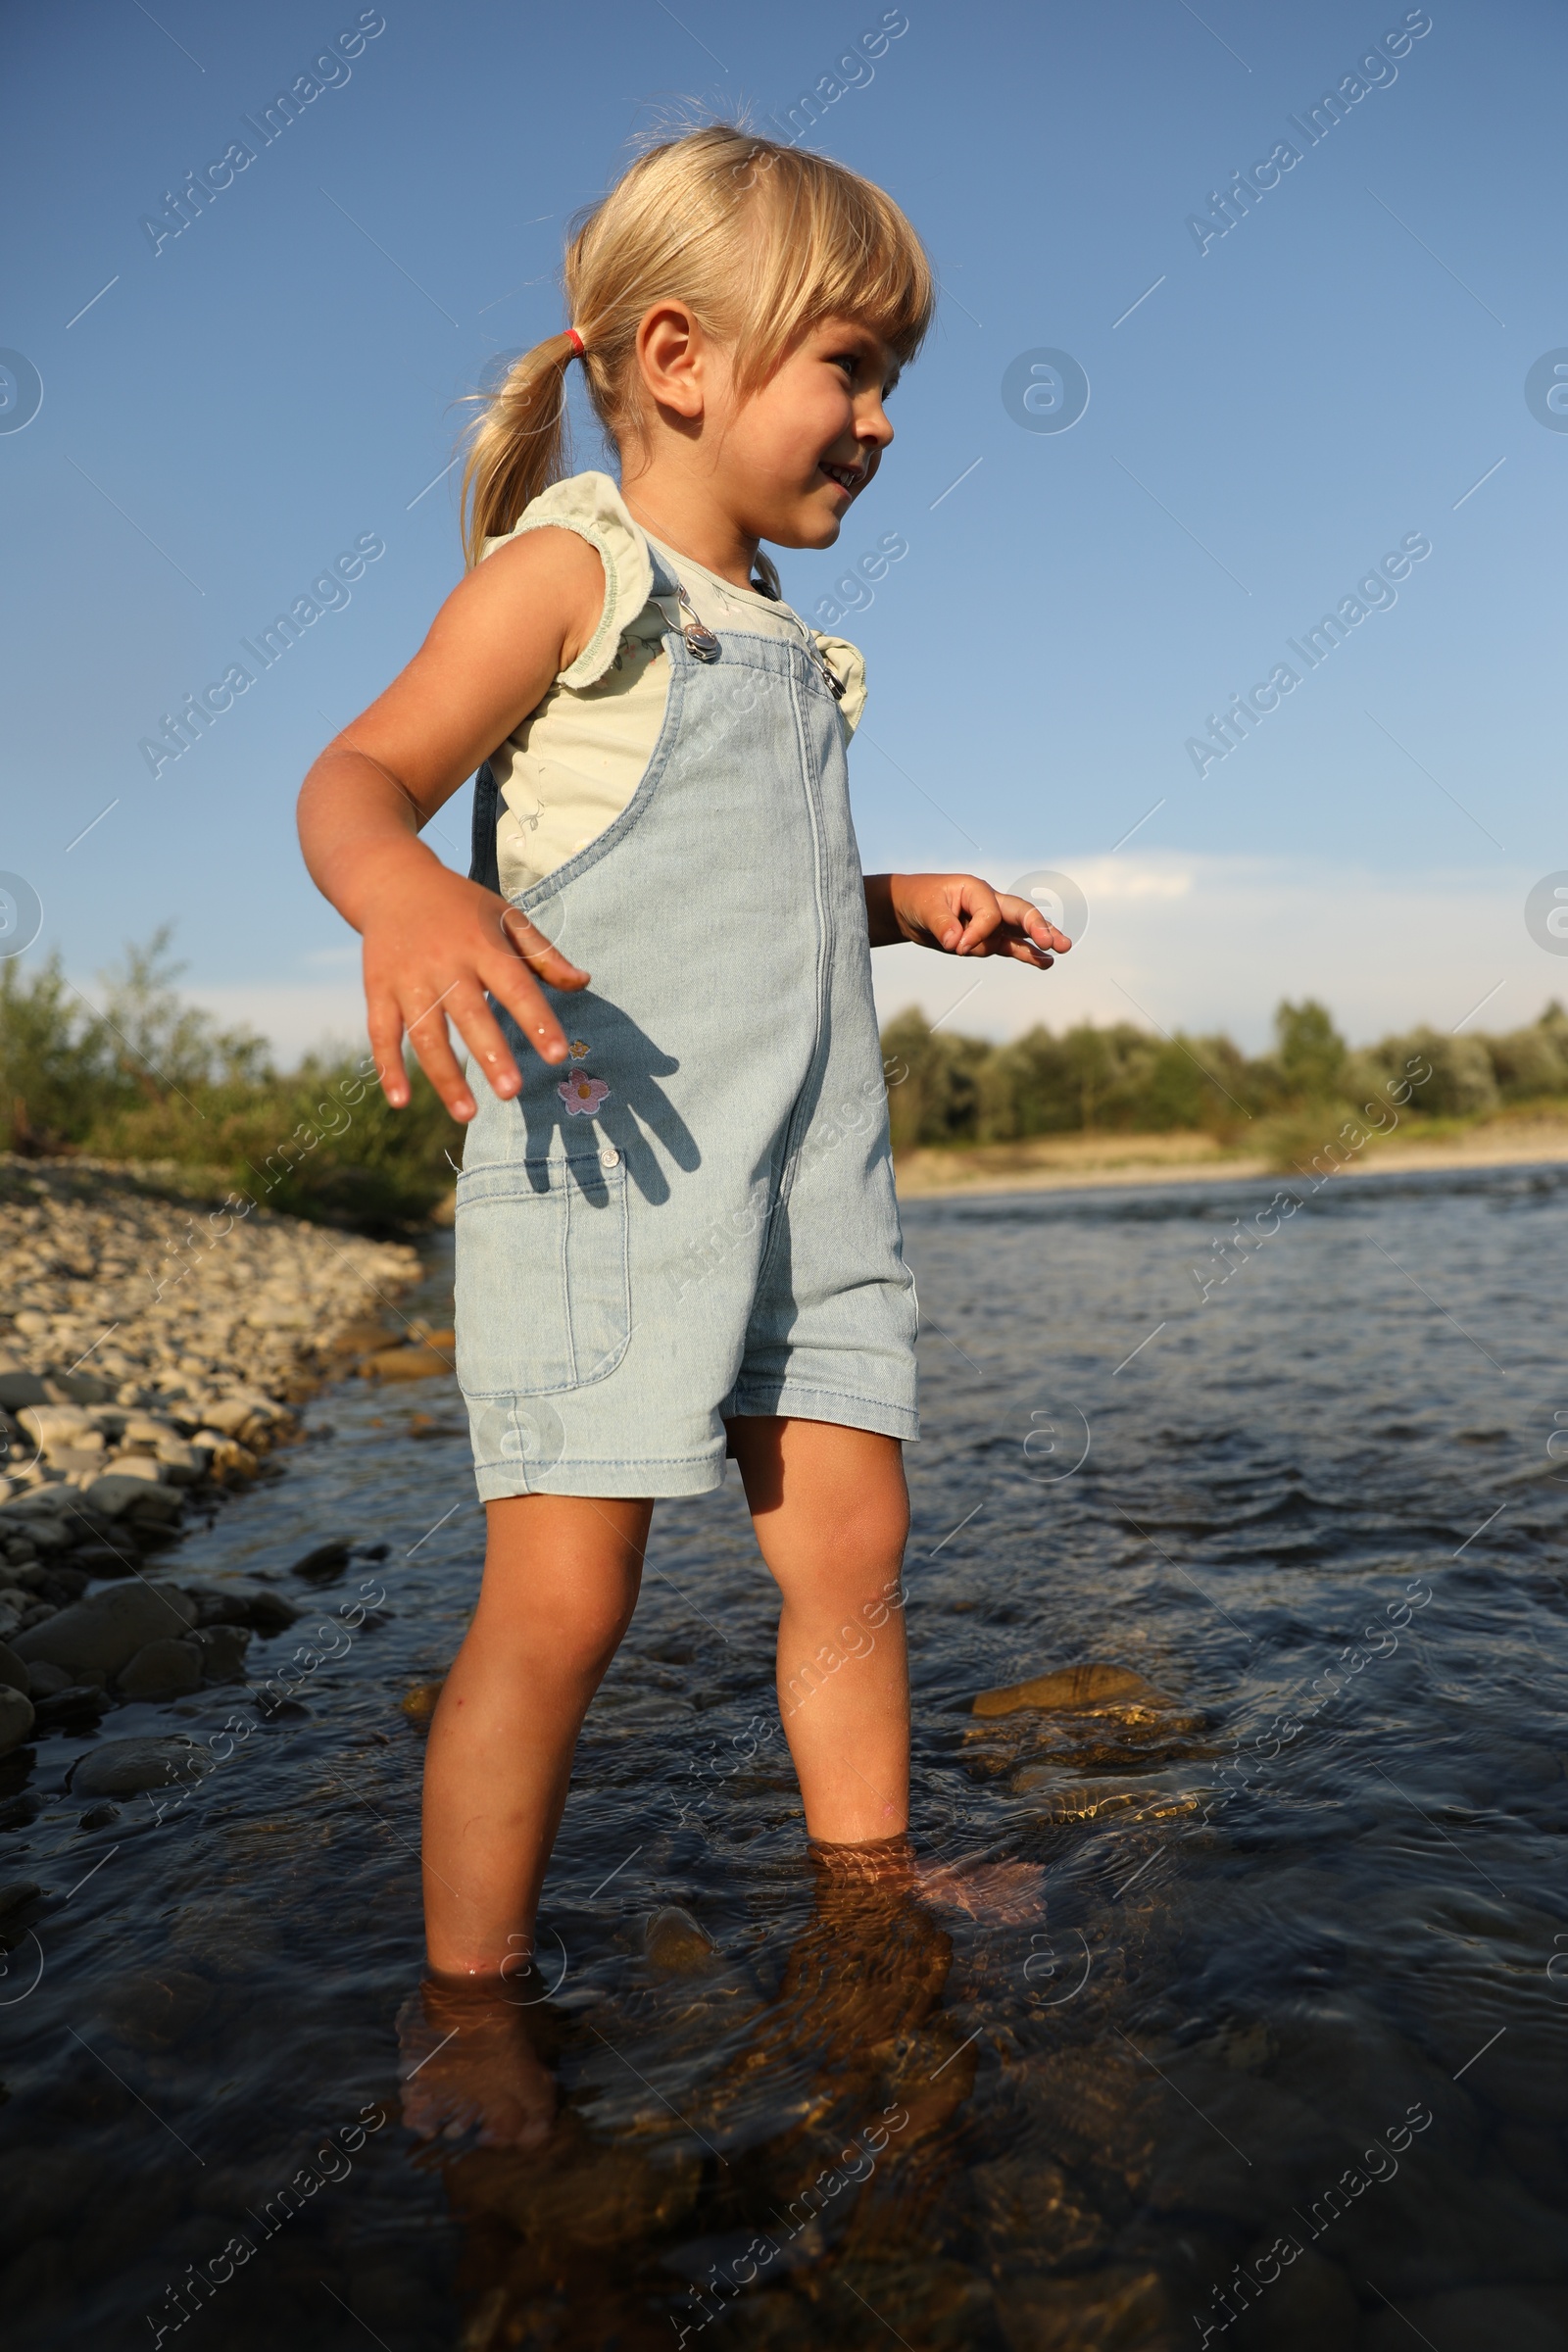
[0,1157,429,1758]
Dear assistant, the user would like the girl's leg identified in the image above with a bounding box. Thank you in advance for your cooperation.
[725,1416,910,1844]
[421,1492,651,1978]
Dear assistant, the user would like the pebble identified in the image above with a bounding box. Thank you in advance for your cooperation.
[643,1906,721,1976]
[32,1687,109,1732]
[0,1158,420,1767]
[290,1539,352,1581]
[14,1582,196,1680]
[187,1624,250,1682]
[71,1737,210,1798]
[972,1662,1170,1718]
[116,1638,203,1701]
[0,1687,34,1755]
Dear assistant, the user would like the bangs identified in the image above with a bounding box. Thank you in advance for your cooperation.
[724,142,935,391]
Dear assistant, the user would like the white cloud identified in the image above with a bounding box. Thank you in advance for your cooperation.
[189,982,369,1063]
[873,851,1559,1051]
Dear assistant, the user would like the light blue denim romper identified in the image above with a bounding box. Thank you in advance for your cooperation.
[456,523,918,1499]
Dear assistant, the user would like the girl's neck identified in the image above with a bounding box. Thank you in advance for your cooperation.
[618,469,760,592]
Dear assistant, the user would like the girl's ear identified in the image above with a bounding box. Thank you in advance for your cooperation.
[635,302,710,420]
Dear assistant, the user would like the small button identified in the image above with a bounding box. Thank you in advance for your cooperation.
[599,1148,620,1168]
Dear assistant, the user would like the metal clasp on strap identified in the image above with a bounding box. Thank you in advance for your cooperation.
[672,578,721,662]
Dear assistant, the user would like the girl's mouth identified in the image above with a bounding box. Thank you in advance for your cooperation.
[819,461,863,495]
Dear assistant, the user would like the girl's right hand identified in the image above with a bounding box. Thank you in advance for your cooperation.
[364,859,589,1121]
[297,523,610,1122]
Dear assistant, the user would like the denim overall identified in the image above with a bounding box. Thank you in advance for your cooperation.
[459,539,917,1498]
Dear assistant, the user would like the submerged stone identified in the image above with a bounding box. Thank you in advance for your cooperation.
[117,1639,203,1700]
[973,1663,1169,1718]
[15,1582,195,1679]
[644,1907,720,1976]
[72,1737,209,1798]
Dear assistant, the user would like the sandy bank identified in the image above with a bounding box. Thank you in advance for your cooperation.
[893,1119,1568,1201]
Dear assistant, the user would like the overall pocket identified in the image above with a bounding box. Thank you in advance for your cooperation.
[455,1153,630,1396]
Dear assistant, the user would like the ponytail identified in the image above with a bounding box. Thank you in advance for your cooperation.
[460,330,580,567]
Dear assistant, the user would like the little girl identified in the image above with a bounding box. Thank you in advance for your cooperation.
[298,124,1067,2122]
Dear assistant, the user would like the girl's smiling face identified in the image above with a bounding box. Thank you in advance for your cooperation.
[714,317,900,551]
[622,306,900,568]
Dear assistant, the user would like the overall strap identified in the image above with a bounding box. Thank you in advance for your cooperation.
[468,760,501,892]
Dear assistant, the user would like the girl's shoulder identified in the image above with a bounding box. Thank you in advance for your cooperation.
[481,470,653,690]
[808,628,867,736]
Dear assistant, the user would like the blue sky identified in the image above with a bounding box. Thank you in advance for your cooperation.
[5,0,1565,1055]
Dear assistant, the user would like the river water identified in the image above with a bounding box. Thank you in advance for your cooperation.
[5,1162,1568,2352]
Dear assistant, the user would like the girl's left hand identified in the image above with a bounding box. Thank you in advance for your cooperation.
[866,872,1071,965]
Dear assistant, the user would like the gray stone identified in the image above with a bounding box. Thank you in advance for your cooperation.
[14,1580,196,1677]
[201,1396,271,1437]
[121,1415,180,1445]
[290,1539,351,1581]
[0,1687,35,1754]
[182,1583,250,1627]
[0,1640,27,1694]
[47,1372,113,1404]
[82,1470,175,1519]
[25,1660,72,1698]
[33,1686,109,1732]
[644,1906,720,1976]
[117,1639,203,1700]
[188,1624,251,1683]
[153,1441,206,1484]
[72,1737,209,1798]
[95,1453,166,1485]
[0,1371,48,1410]
[16,1405,97,1446]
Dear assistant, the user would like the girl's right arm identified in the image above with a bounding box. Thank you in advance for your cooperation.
[297,527,607,1122]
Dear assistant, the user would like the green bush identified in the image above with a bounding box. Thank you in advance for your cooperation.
[8,933,1568,1220]
[0,932,461,1231]
[875,997,1568,1153]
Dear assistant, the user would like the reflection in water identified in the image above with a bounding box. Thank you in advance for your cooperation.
[5,1165,1568,2347]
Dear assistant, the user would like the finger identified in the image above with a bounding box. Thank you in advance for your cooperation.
[446,991,527,1101]
[499,906,590,992]
[367,992,411,1108]
[951,878,1004,954]
[480,955,572,1067]
[403,1002,477,1121]
[994,893,1071,955]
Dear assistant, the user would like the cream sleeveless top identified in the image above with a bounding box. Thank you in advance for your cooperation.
[477,471,867,901]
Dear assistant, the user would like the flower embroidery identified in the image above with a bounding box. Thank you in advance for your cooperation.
[568,1040,590,1059]
[559,1074,611,1116]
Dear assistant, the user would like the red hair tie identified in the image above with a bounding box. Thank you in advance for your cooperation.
[564,327,585,358]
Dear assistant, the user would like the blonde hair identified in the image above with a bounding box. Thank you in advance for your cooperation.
[460,125,934,565]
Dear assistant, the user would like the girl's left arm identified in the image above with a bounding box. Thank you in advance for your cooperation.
[863,873,1070,967]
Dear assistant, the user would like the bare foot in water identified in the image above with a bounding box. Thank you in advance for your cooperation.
[916,1856,1047,1924]
[807,1835,1046,1924]
[397,1976,559,2149]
